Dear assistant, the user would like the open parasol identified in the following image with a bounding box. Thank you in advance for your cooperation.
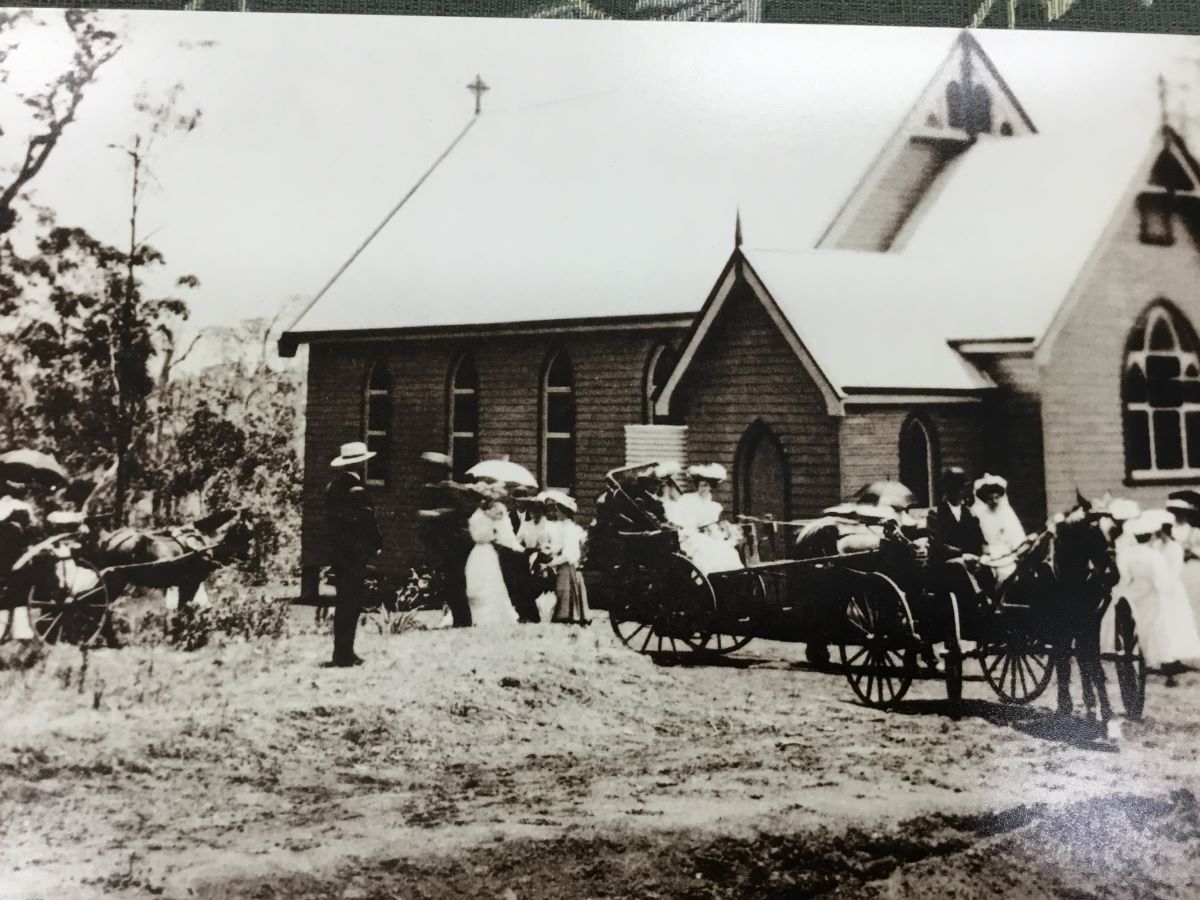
[0,449,69,486]
[466,459,539,489]
[853,480,914,512]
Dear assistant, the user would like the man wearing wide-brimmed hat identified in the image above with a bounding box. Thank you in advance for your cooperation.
[324,441,383,667]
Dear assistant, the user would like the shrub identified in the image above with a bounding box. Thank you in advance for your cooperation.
[113,585,289,651]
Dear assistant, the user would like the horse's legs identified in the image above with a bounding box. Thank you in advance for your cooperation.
[177,579,200,609]
[1054,645,1074,716]
[1079,619,1113,723]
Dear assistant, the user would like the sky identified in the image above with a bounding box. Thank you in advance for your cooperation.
[3,11,1198,351]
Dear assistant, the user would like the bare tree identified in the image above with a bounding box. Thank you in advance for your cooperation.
[109,84,202,521]
[0,10,122,236]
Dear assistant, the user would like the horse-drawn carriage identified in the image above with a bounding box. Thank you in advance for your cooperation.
[1,508,253,646]
[589,463,1147,722]
[0,448,252,646]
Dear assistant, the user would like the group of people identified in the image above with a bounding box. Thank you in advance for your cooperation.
[925,466,1200,681]
[1102,492,1200,684]
[322,442,594,667]
[592,461,746,575]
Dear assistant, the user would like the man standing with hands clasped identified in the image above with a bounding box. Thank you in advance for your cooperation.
[324,441,383,668]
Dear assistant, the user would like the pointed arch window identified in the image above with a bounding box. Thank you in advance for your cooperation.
[898,414,939,508]
[644,342,675,424]
[542,350,576,491]
[364,361,391,486]
[1123,302,1200,480]
[450,354,480,482]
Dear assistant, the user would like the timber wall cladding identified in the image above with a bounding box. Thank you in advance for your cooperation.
[301,329,680,572]
[838,404,984,500]
[677,280,840,518]
[1042,191,1200,514]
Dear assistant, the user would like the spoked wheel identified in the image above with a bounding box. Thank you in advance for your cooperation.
[609,556,716,656]
[839,579,917,709]
[27,558,110,646]
[1112,598,1146,721]
[692,572,758,656]
[978,628,1054,705]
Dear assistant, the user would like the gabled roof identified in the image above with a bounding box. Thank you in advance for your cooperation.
[657,121,1189,405]
[816,30,1035,251]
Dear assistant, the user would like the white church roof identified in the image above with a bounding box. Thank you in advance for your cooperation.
[283,28,1169,391]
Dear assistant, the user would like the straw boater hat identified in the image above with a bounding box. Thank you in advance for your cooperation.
[330,441,376,468]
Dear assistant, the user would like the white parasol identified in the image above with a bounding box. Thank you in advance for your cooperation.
[466,459,539,489]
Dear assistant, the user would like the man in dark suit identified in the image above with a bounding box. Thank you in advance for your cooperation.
[927,466,988,642]
[929,467,985,562]
[324,441,383,667]
[415,452,478,627]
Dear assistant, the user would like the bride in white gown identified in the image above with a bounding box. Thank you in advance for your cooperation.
[464,503,520,627]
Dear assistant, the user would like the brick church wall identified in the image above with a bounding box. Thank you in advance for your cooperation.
[1041,188,1200,514]
[674,278,841,518]
[300,326,684,578]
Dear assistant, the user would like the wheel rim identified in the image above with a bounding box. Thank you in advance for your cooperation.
[839,589,915,709]
[979,641,1054,704]
[608,559,713,656]
[28,559,108,646]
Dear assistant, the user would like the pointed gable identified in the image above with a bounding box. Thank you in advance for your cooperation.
[816,30,1035,254]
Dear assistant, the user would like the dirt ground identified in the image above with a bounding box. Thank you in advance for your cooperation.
[2,607,1199,899]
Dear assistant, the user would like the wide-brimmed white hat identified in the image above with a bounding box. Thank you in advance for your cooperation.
[1106,498,1141,523]
[1128,512,1159,538]
[652,461,683,480]
[974,473,1007,496]
[537,489,578,513]
[688,463,728,483]
[330,441,376,468]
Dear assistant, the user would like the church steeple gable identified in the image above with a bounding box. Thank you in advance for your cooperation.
[818,31,1035,253]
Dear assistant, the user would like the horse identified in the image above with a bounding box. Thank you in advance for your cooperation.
[94,509,254,608]
[1002,497,1121,732]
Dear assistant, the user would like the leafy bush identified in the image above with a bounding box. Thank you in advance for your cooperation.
[115,586,290,651]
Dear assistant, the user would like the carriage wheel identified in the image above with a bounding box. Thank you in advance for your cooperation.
[1112,598,1146,721]
[838,584,916,709]
[978,633,1054,705]
[691,571,756,656]
[27,558,110,646]
[609,557,715,656]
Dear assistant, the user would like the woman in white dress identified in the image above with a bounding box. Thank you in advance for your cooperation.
[1110,511,1172,675]
[1145,509,1200,682]
[970,474,1028,584]
[464,501,520,627]
[673,464,744,575]
[538,491,591,625]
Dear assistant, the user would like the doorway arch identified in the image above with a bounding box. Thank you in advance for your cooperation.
[898,413,939,508]
[734,420,791,522]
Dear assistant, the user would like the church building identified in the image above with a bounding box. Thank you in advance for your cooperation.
[281,29,1200,588]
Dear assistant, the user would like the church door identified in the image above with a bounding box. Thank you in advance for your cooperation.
[735,422,790,560]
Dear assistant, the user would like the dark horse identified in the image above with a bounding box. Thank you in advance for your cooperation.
[94,509,254,607]
[1003,498,1122,731]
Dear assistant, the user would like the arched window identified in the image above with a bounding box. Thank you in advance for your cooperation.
[1123,302,1200,479]
[542,350,575,491]
[450,354,480,482]
[364,360,391,486]
[898,414,939,508]
[644,342,675,424]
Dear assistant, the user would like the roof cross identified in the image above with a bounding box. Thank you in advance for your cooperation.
[467,74,490,116]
